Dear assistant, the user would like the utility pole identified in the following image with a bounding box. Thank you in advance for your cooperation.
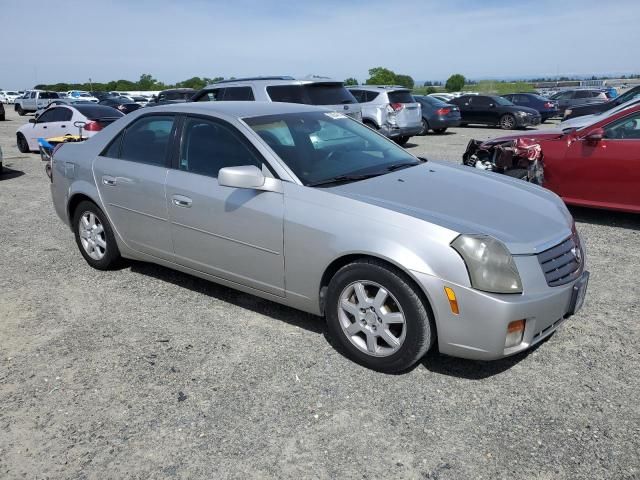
[89,77,93,91]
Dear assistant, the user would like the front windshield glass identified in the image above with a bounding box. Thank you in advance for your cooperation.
[244,111,420,186]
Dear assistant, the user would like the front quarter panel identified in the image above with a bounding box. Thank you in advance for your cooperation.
[282,183,468,314]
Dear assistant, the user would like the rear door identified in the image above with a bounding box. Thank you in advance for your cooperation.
[557,111,640,210]
[93,114,176,260]
[165,115,285,295]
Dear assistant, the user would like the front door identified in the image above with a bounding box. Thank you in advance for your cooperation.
[556,111,640,210]
[166,116,285,296]
[93,114,177,260]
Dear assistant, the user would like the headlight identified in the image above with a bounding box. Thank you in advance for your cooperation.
[516,111,527,117]
[451,235,523,294]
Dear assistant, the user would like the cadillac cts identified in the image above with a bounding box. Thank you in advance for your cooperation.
[50,102,589,372]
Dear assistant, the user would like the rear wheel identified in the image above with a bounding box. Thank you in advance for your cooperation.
[16,133,29,153]
[72,201,122,270]
[17,105,25,116]
[500,114,516,130]
[326,259,435,373]
[395,136,409,146]
[433,128,447,134]
[363,120,378,131]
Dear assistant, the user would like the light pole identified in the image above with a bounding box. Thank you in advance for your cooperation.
[89,77,93,91]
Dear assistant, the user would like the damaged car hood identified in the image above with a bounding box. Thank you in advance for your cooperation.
[328,162,572,255]
[485,129,566,144]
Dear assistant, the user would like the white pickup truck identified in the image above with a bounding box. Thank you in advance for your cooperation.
[15,91,61,115]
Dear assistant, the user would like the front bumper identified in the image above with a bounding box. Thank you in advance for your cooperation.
[411,264,588,361]
[380,124,423,139]
[515,115,541,127]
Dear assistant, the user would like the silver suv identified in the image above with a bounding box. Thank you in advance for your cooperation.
[191,76,362,121]
[348,86,422,145]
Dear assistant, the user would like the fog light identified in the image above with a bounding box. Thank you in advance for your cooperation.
[443,287,459,315]
[505,319,525,348]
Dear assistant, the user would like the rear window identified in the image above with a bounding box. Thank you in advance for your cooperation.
[75,105,124,119]
[417,95,446,106]
[267,83,357,105]
[387,91,414,104]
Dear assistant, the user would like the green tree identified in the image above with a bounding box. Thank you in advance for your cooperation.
[366,67,398,85]
[138,73,159,90]
[344,77,359,86]
[395,74,414,89]
[445,74,466,92]
[425,86,437,94]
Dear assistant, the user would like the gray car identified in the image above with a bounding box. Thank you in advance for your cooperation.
[50,102,589,372]
[549,88,608,116]
[348,86,422,145]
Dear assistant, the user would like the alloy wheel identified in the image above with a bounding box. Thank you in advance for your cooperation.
[337,281,406,357]
[78,211,107,260]
[501,115,515,129]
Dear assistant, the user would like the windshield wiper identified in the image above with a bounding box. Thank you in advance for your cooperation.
[307,172,383,187]
[385,162,420,172]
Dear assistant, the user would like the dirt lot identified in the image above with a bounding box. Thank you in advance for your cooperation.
[1,106,639,480]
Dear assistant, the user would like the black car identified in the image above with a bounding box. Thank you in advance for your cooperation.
[146,88,196,107]
[98,97,142,114]
[448,95,541,129]
[563,85,640,120]
[90,91,117,102]
[0,101,5,121]
[413,95,461,134]
[502,93,559,122]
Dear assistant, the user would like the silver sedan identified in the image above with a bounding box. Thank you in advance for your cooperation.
[50,102,589,372]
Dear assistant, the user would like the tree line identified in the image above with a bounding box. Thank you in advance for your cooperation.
[34,74,223,92]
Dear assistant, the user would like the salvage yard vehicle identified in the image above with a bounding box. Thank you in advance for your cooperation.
[16,104,123,152]
[549,89,608,117]
[98,97,142,114]
[348,85,422,144]
[449,94,541,129]
[146,88,196,106]
[463,103,640,213]
[50,101,589,372]
[14,90,60,115]
[0,90,21,103]
[192,76,362,122]
[501,93,559,122]
[563,85,640,120]
[413,95,461,134]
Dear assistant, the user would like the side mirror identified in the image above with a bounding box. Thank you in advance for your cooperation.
[218,165,266,189]
[29,118,36,124]
[583,127,604,143]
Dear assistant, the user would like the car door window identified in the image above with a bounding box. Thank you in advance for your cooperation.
[515,95,530,104]
[120,115,175,166]
[196,88,224,102]
[222,87,254,101]
[51,107,73,122]
[575,91,591,99]
[603,112,640,140]
[102,132,123,158]
[473,97,491,108]
[365,91,380,102]
[266,85,304,103]
[36,109,56,123]
[179,117,263,177]
[349,90,365,102]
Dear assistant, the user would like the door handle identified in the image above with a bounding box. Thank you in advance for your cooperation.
[172,195,192,208]
[61,125,66,128]
[102,175,117,186]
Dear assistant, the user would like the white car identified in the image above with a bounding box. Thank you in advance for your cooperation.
[0,90,21,103]
[66,90,99,103]
[16,104,123,153]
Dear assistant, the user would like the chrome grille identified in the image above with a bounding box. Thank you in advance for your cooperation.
[537,235,583,287]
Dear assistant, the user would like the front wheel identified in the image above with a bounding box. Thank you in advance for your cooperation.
[419,119,429,135]
[16,133,29,153]
[326,259,435,373]
[500,114,516,130]
[394,136,409,146]
[17,105,25,116]
[72,201,122,270]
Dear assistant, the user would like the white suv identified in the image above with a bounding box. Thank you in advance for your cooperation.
[191,76,362,122]
[348,86,422,145]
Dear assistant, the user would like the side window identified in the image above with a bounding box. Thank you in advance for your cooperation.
[30,92,37,99]
[515,95,529,104]
[575,91,590,99]
[196,89,224,102]
[266,85,304,103]
[365,91,380,102]
[474,96,491,107]
[604,112,640,140]
[52,108,73,122]
[120,115,175,166]
[222,87,254,101]
[102,132,123,158]
[179,117,263,177]
[37,109,56,123]
[349,90,364,102]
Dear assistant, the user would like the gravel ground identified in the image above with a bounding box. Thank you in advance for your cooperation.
[1,106,639,480]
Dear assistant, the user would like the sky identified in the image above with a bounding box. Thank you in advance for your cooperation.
[1,0,638,89]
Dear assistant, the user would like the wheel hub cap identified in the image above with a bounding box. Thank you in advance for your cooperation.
[79,211,106,261]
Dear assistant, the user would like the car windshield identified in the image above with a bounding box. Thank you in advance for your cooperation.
[244,111,421,186]
[493,96,513,106]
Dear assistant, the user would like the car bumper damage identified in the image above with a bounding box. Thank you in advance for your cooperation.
[462,138,545,184]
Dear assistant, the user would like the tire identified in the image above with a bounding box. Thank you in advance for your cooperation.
[0,113,5,121]
[325,259,435,373]
[16,133,29,153]
[460,122,468,127]
[499,114,516,130]
[419,119,429,136]
[394,136,409,146]
[72,200,122,270]
[504,168,528,181]
[433,128,447,134]
[363,121,378,131]
[17,105,24,116]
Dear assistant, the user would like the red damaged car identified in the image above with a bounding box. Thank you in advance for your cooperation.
[463,104,640,213]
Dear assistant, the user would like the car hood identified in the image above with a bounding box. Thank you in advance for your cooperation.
[485,128,566,144]
[328,162,572,255]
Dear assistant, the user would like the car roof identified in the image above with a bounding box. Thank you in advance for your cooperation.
[347,85,409,91]
[149,100,329,118]
[201,78,343,90]
[160,88,196,94]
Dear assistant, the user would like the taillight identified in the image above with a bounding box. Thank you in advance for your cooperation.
[83,121,102,132]
[544,102,555,108]
[389,103,404,112]
[436,107,451,115]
